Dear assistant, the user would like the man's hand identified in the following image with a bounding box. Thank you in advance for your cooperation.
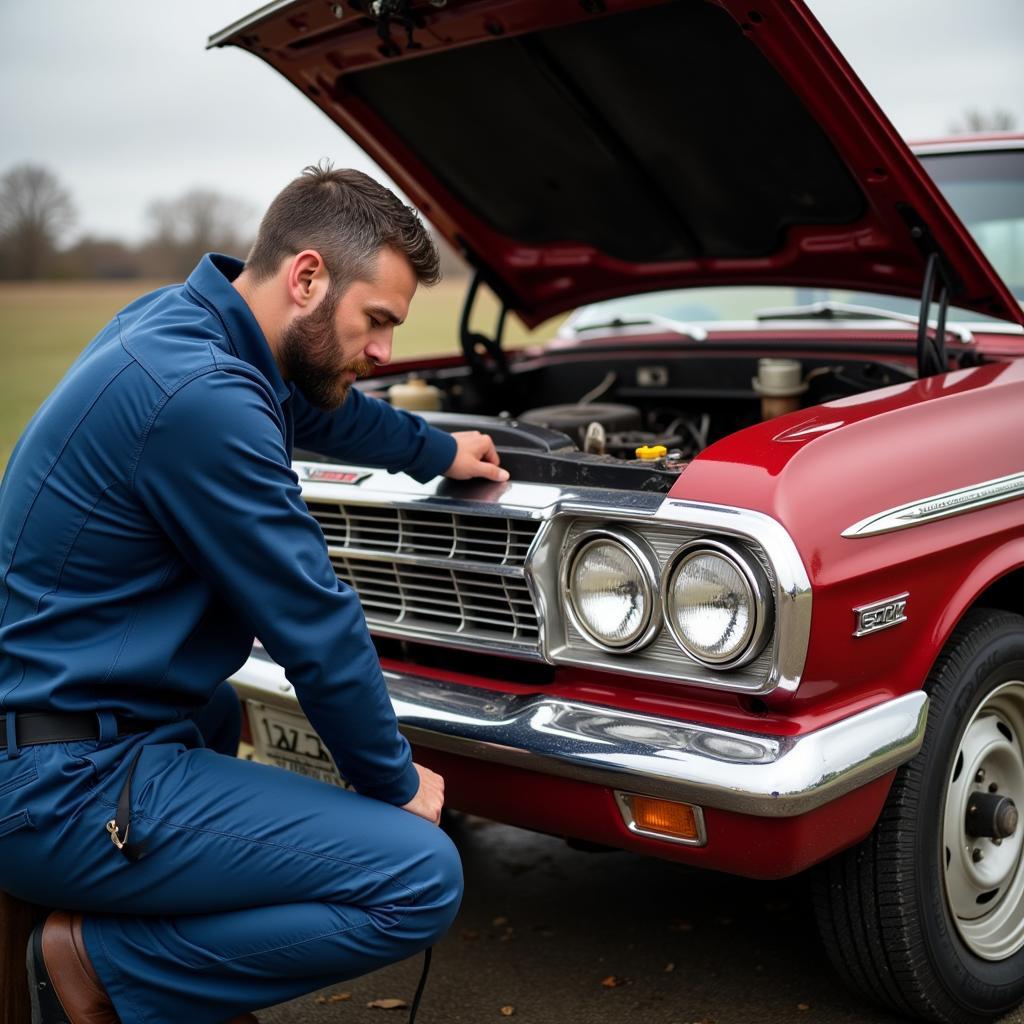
[401,763,446,824]
[444,431,509,482]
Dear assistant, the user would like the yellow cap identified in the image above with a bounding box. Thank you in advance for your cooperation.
[635,445,667,460]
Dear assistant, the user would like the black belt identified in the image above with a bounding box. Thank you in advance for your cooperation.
[1,712,157,864]
[0,711,156,748]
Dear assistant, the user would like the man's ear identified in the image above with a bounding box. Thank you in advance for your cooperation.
[285,250,329,311]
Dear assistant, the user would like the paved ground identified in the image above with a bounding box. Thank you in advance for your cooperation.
[255,812,1024,1024]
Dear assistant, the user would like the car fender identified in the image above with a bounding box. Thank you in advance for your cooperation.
[670,359,1024,714]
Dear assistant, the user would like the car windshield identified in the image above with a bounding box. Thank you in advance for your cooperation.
[567,147,1024,331]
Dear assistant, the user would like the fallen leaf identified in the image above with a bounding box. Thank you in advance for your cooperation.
[671,919,693,932]
[327,992,351,1003]
[797,1003,811,1011]
[601,975,628,988]
[461,929,480,941]
[315,996,326,1004]
[500,1007,515,1017]
[367,998,409,1010]
[664,962,675,972]
[492,916,509,927]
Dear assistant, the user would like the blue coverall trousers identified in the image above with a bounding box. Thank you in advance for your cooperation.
[0,683,464,1023]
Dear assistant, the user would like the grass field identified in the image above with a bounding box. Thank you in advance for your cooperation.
[0,278,561,469]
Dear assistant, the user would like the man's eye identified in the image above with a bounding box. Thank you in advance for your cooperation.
[368,316,382,329]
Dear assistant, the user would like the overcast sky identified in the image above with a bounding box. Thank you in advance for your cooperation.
[1,0,1022,246]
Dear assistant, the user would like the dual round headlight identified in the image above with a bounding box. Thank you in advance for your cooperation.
[664,541,771,667]
[565,532,771,668]
[567,536,658,650]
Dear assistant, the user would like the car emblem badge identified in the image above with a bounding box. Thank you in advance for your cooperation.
[305,468,371,485]
[853,593,909,637]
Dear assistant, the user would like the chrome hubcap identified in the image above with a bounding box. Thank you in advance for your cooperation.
[943,680,1024,960]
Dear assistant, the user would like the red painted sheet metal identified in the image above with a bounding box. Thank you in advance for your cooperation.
[417,746,894,879]
[211,0,1022,327]
[674,358,1024,710]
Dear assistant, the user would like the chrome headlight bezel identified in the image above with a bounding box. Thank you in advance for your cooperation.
[561,528,661,653]
[661,539,773,669]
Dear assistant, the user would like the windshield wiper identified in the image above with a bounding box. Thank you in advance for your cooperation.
[754,300,973,344]
[567,314,707,342]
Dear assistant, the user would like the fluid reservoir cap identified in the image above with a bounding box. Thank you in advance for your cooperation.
[389,376,442,411]
[635,444,668,460]
[752,358,808,398]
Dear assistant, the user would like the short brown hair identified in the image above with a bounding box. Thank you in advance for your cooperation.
[245,163,440,291]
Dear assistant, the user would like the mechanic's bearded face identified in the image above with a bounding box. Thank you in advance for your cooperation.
[278,287,373,411]
[279,247,415,411]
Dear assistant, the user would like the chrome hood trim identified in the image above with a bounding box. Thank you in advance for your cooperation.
[231,656,926,818]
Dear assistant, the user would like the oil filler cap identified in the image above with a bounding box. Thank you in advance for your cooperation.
[635,445,667,460]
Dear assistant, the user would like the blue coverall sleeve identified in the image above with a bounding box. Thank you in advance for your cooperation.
[292,385,457,483]
[132,371,420,806]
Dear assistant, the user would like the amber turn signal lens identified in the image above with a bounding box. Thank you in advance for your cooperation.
[630,796,700,841]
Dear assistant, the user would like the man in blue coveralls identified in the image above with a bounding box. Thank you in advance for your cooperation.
[0,165,509,1023]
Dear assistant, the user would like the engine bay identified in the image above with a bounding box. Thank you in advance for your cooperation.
[339,349,924,492]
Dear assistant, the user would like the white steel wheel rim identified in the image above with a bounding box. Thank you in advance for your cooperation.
[942,680,1024,960]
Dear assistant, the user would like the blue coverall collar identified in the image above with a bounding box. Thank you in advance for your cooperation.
[186,253,293,405]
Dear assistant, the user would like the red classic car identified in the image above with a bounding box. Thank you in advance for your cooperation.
[210,2,1024,1021]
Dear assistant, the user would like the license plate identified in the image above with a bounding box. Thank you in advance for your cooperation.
[247,701,347,788]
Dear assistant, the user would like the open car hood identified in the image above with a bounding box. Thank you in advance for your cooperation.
[210,0,1024,329]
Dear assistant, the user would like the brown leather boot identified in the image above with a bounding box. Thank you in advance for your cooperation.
[26,909,117,1024]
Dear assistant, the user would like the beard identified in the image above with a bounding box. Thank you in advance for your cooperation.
[278,295,374,411]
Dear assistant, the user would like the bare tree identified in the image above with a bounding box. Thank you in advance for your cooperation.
[0,164,77,279]
[58,235,141,280]
[142,188,255,278]
[949,108,1018,134]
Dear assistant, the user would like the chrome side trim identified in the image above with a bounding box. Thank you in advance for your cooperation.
[843,471,1024,538]
[655,500,812,694]
[229,657,927,818]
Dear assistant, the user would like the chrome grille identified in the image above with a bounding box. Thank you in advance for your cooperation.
[307,502,536,564]
[305,501,541,650]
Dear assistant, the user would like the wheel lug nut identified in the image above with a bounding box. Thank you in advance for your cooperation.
[989,782,998,793]
[973,848,985,863]
[976,768,987,783]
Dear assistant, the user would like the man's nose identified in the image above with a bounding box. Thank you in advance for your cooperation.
[365,331,393,367]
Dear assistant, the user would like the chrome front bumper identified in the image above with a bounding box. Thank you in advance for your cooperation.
[229,655,929,818]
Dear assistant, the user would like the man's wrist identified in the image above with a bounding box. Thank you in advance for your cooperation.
[405,425,457,483]
[358,759,421,806]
